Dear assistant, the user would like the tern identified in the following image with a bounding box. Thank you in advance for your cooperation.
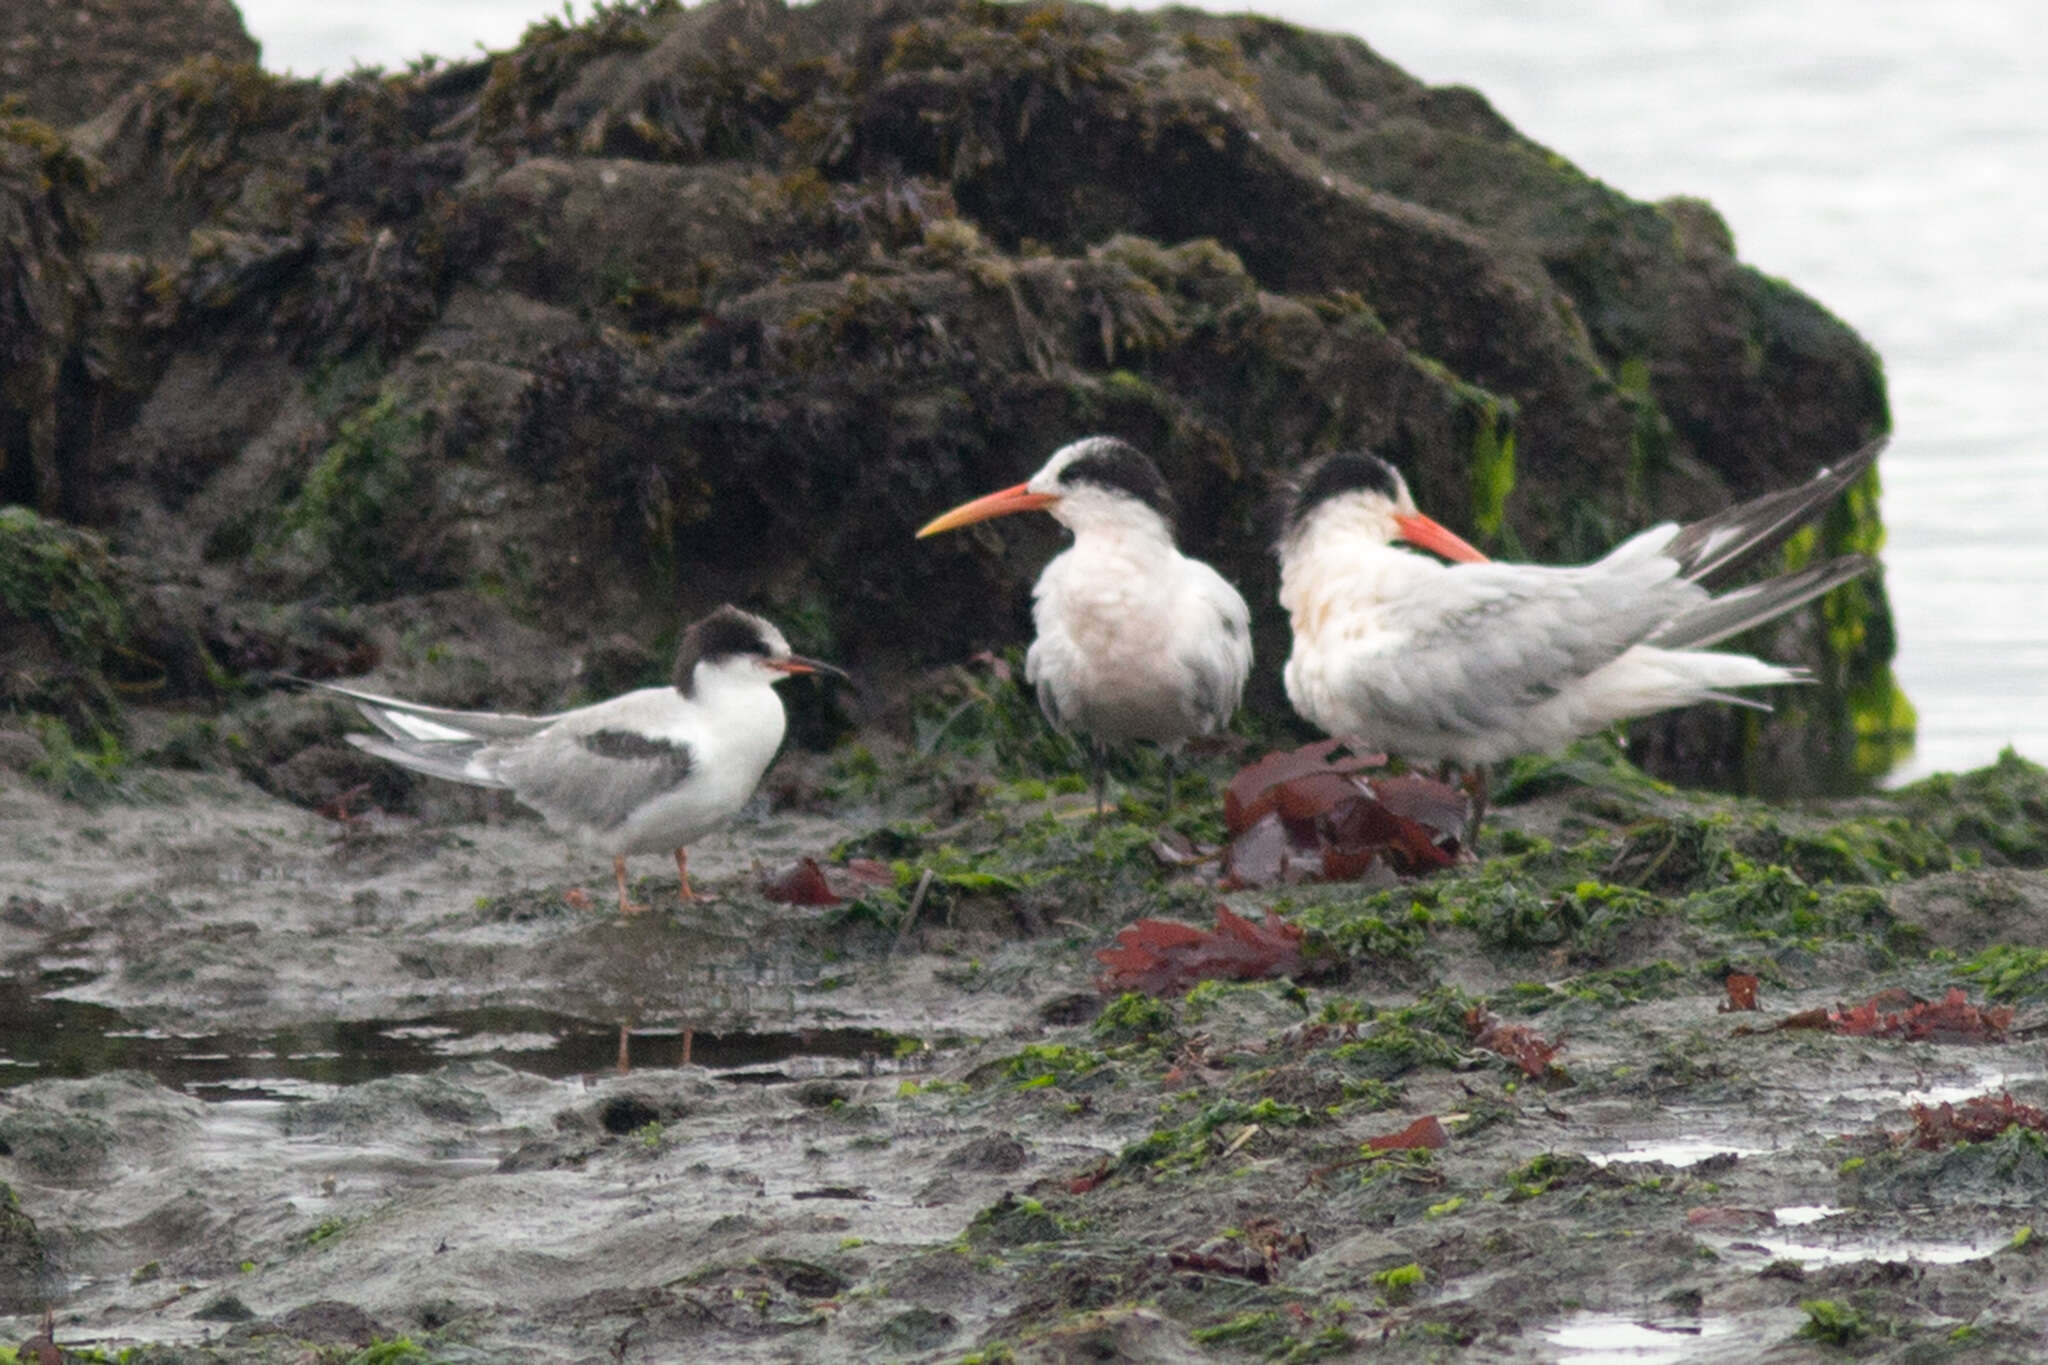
[1276,440,1883,817]
[917,436,1253,814]
[309,605,842,915]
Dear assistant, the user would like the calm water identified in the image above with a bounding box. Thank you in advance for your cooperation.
[241,0,2048,781]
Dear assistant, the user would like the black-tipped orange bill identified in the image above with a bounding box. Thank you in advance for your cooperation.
[916,483,1060,538]
[770,654,848,680]
[1395,513,1488,564]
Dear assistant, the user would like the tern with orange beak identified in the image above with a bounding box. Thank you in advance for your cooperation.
[918,437,1253,814]
[1276,442,1883,816]
[309,605,842,914]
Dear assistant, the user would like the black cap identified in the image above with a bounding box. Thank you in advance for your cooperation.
[1054,437,1177,523]
[1284,451,1403,533]
[672,605,773,693]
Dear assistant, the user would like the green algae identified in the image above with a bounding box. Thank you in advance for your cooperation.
[0,506,138,744]
[1959,945,2048,1003]
[1188,1306,1356,1358]
[999,1042,1109,1091]
[264,390,432,602]
[1467,412,1518,552]
[1490,734,1675,810]
[1091,991,1176,1045]
[1117,1096,1317,1174]
[1615,354,1672,511]
[1371,1260,1425,1305]
[965,1193,1067,1248]
[1798,1298,1870,1346]
[1816,461,1916,782]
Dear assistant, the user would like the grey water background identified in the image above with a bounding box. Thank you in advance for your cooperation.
[238,0,2048,783]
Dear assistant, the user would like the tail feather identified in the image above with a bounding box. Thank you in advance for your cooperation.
[1663,438,1885,587]
[1650,556,1872,651]
[1697,688,1789,712]
[345,733,509,789]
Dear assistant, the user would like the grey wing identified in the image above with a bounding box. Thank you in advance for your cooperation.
[1349,557,1700,739]
[493,727,696,833]
[1179,562,1253,733]
[303,680,556,742]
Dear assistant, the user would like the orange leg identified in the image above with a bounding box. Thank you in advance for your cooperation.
[613,857,651,915]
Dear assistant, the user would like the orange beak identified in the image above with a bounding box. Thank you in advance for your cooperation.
[916,483,1061,538]
[767,655,847,679]
[1394,512,1488,564]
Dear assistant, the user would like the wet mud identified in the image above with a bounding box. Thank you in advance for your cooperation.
[1,746,2046,1362]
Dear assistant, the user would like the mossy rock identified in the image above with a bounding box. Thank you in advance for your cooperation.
[1893,750,2048,867]
[45,0,1902,791]
[0,506,136,738]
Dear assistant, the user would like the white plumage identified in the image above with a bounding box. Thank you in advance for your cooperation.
[1277,444,1880,767]
[311,606,835,914]
[920,437,1252,810]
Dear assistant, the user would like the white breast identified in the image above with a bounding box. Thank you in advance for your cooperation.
[1279,536,1441,744]
[1028,530,1249,748]
[610,682,786,854]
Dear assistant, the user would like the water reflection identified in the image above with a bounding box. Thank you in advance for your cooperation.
[0,973,909,1098]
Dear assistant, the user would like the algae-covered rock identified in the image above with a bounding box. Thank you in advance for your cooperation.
[0,505,240,750]
[12,0,1904,789]
[0,505,134,736]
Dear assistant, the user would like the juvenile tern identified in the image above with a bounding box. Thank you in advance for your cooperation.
[311,605,841,914]
[1276,440,1883,810]
[917,436,1253,813]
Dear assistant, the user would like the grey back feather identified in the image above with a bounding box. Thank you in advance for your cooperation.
[494,729,696,834]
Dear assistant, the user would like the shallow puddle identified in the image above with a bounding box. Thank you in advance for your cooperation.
[1723,1223,2003,1268]
[1581,1136,1766,1168]
[1540,1311,1739,1362]
[0,971,915,1097]
[1835,1062,2042,1110]
[1771,1204,1847,1226]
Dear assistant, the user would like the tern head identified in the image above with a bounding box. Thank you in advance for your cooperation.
[1279,451,1487,564]
[672,606,846,696]
[916,437,1177,542]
